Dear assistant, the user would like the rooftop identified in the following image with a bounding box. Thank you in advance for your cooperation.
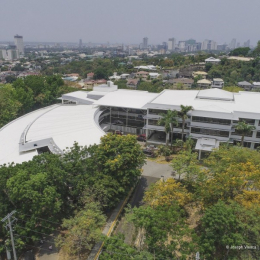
[196,89,233,101]
[146,89,260,119]
[205,57,221,62]
[193,71,208,75]
[94,89,158,109]
[228,56,254,62]
[197,79,211,84]
[238,81,252,86]
[0,105,104,166]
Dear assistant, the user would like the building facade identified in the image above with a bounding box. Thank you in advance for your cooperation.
[142,89,260,151]
[14,35,24,56]
[143,37,148,49]
[1,45,19,61]
[2,86,260,165]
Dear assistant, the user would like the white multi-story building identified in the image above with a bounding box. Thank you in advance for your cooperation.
[168,38,176,51]
[143,37,148,49]
[1,45,19,61]
[201,40,209,50]
[178,41,186,51]
[14,35,24,56]
[1,86,260,165]
[229,38,236,49]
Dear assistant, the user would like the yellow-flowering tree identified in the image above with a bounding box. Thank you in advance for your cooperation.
[144,178,191,207]
[199,146,260,207]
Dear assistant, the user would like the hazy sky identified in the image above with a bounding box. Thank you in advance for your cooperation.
[1,0,260,45]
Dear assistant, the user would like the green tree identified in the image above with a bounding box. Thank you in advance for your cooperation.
[56,201,105,258]
[157,110,178,146]
[252,40,260,57]
[229,47,250,56]
[5,75,17,83]
[198,200,260,260]
[94,68,109,79]
[179,105,193,141]
[100,234,154,260]
[1,66,8,71]
[223,86,243,92]
[235,121,256,146]
[62,134,146,209]
[0,84,21,127]
[171,149,199,180]
[14,85,35,114]
[193,75,202,87]
[128,204,195,259]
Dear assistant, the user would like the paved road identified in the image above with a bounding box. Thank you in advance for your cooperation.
[114,175,159,244]
[142,159,173,179]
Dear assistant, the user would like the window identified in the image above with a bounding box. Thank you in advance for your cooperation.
[254,143,260,149]
[233,129,253,137]
[149,109,166,115]
[192,116,231,125]
[257,132,260,138]
[148,119,159,126]
[239,118,255,125]
[191,127,229,137]
[243,142,251,148]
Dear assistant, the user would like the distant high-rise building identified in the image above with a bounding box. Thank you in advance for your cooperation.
[229,38,236,49]
[1,45,19,61]
[244,40,250,47]
[236,42,240,48]
[143,37,148,49]
[201,40,217,50]
[201,40,209,50]
[79,39,82,48]
[178,41,186,50]
[217,44,227,51]
[168,38,176,51]
[207,40,217,50]
[14,35,24,56]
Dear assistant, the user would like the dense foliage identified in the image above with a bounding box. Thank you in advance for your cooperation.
[229,47,250,56]
[104,146,260,259]
[0,134,145,256]
[206,58,260,85]
[0,75,74,127]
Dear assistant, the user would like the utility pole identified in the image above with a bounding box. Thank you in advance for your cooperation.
[1,210,17,260]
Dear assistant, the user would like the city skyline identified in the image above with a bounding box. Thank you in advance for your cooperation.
[0,0,260,45]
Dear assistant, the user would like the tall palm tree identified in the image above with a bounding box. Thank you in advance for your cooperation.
[179,105,193,141]
[235,121,255,147]
[157,110,178,146]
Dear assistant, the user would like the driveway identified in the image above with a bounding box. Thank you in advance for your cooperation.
[142,159,172,179]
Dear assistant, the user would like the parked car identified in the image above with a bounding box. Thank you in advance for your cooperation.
[142,149,155,157]
[115,130,123,135]
[138,134,146,139]
[137,136,146,142]
[114,120,124,125]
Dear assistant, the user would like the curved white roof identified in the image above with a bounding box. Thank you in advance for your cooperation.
[0,104,104,166]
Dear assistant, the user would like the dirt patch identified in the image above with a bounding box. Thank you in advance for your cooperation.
[185,202,202,229]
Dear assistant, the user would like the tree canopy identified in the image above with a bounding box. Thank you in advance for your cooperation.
[0,134,145,255]
[229,47,250,56]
